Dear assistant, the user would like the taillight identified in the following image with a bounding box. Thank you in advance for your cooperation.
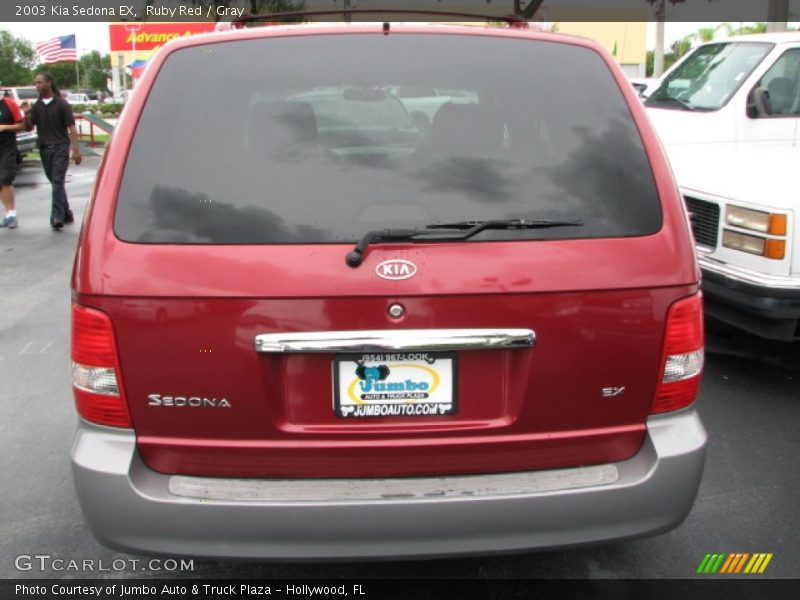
[652,293,704,414]
[71,304,131,428]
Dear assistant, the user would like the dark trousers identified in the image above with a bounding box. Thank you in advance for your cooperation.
[41,143,71,224]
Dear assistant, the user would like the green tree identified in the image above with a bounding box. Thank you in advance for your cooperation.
[715,23,734,38]
[36,62,78,90]
[667,28,714,66]
[0,30,37,86]
[80,51,111,91]
[693,23,736,44]
[731,23,768,36]
[646,51,678,77]
[652,22,740,77]
[670,35,693,59]
[695,27,716,44]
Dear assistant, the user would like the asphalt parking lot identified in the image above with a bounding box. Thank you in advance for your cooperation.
[1,156,798,583]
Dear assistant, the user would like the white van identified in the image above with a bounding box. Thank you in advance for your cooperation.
[645,32,800,340]
[1,86,38,107]
[1,86,39,158]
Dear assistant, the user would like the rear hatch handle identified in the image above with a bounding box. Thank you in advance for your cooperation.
[254,329,536,353]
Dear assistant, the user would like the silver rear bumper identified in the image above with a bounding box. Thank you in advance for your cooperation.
[71,410,706,559]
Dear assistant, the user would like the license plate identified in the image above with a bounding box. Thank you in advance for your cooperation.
[333,352,456,419]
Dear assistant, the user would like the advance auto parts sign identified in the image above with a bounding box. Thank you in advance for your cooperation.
[109,23,215,52]
[334,353,456,418]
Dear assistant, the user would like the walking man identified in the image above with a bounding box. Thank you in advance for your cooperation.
[24,72,82,231]
[0,90,25,229]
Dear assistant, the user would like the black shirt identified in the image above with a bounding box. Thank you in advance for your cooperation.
[29,95,75,146]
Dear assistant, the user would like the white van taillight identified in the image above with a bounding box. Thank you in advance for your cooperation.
[652,293,704,414]
[71,304,132,428]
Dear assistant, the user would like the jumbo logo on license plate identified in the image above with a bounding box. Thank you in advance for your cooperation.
[333,352,457,418]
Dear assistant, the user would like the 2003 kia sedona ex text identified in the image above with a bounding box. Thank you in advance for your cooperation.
[70,18,706,559]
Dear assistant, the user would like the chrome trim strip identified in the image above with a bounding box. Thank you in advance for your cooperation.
[699,255,800,291]
[254,329,535,353]
[169,464,619,503]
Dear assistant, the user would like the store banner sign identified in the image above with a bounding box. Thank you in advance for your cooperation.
[109,23,215,52]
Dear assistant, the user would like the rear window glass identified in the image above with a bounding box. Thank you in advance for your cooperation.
[115,33,661,244]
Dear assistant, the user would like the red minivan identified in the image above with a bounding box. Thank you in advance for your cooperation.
[70,19,706,559]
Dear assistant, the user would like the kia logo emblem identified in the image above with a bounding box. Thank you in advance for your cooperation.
[375,259,417,281]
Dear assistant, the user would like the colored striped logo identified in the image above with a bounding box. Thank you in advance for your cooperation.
[697,553,773,574]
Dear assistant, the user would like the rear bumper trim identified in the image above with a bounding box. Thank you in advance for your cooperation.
[254,328,535,353]
[169,464,619,503]
[71,409,706,559]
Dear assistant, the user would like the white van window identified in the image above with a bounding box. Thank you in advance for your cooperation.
[754,49,800,116]
[16,87,38,101]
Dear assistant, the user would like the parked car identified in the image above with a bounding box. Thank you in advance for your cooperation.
[2,89,38,161]
[15,131,38,161]
[80,90,107,103]
[71,18,705,559]
[288,87,425,154]
[645,32,800,340]
[65,92,95,105]
[1,86,38,106]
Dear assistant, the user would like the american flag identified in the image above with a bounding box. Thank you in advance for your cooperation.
[35,34,77,63]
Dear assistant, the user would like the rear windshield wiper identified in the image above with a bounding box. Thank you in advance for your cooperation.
[427,219,584,231]
[346,219,583,267]
[346,229,424,267]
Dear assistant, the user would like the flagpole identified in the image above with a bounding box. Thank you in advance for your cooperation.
[124,23,141,91]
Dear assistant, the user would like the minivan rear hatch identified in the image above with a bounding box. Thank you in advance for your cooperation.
[75,27,698,478]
